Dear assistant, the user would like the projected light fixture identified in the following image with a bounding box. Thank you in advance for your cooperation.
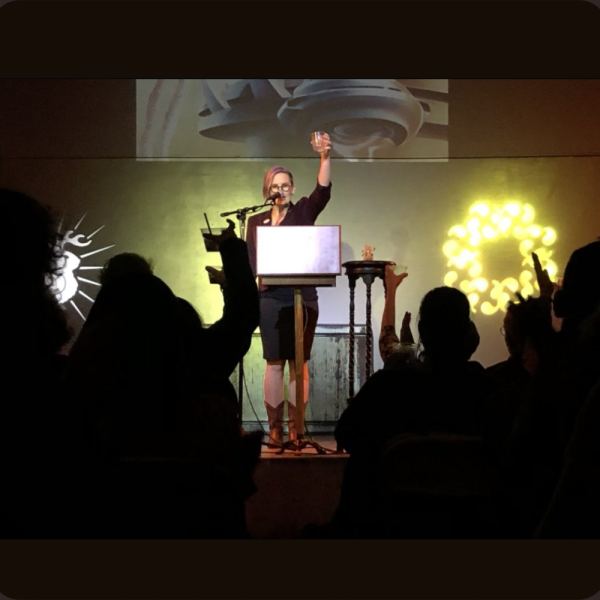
[196,79,448,158]
[50,214,115,320]
[278,79,425,152]
[443,201,558,315]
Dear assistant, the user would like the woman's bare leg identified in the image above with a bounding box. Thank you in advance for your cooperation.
[264,360,286,408]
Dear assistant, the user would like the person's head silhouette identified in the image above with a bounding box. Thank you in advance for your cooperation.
[553,239,600,325]
[417,286,478,363]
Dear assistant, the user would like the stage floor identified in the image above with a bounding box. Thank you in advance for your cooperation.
[259,434,341,458]
[248,434,348,539]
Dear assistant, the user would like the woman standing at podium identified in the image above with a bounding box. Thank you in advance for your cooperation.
[246,132,332,445]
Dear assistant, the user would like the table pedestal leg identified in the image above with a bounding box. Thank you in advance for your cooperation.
[348,277,356,400]
[365,280,373,380]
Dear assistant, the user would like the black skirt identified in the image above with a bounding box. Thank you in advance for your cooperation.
[259,293,319,361]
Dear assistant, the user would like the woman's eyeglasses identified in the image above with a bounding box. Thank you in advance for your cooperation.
[270,184,291,192]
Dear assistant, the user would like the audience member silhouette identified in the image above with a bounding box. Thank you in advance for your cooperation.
[98,252,154,286]
[502,240,600,536]
[1,188,72,538]
[552,240,600,429]
[64,220,260,538]
[332,286,494,537]
[486,300,532,386]
[535,371,600,538]
[487,251,557,388]
[481,294,556,468]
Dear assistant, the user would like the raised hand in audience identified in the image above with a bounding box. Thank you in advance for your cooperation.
[203,219,237,288]
[400,311,415,345]
[384,263,408,294]
[203,218,237,246]
[532,251,555,299]
[380,264,410,364]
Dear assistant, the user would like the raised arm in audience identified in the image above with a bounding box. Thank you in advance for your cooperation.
[379,264,409,363]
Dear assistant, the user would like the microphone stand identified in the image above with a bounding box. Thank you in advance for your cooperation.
[219,201,273,219]
[219,200,273,430]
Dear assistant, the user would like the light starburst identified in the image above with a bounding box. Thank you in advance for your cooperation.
[52,214,115,320]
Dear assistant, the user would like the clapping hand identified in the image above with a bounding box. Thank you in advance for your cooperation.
[400,311,415,344]
[532,251,555,298]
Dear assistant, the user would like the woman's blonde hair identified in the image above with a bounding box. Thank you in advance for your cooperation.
[262,166,294,200]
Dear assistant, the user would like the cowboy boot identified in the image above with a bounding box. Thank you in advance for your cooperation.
[265,403,284,446]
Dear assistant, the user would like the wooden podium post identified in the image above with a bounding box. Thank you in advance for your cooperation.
[257,225,341,454]
[293,287,305,450]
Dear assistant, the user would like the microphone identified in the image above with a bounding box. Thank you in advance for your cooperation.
[219,193,283,217]
[265,191,282,204]
[219,208,238,217]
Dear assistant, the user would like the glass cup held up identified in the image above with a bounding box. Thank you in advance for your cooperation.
[201,228,224,252]
[311,131,325,153]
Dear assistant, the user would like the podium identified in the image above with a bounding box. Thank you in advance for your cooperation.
[257,225,341,454]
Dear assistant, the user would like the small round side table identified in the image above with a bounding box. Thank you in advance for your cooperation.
[342,260,393,399]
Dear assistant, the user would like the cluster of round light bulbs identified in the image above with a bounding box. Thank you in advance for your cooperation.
[443,201,558,315]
